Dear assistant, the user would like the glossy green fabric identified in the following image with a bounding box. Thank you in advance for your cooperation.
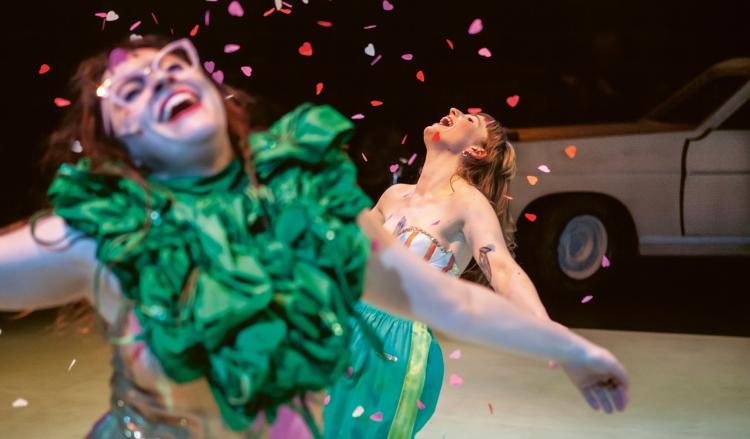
[48,103,374,433]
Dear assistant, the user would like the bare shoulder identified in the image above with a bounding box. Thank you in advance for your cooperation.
[376,183,414,206]
[451,182,492,211]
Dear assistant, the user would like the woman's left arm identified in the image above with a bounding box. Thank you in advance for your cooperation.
[460,189,551,321]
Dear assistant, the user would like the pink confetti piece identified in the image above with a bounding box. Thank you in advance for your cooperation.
[467,107,482,114]
[401,53,413,61]
[370,54,382,66]
[54,97,71,107]
[282,1,293,7]
[11,398,28,408]
[129,20,142,31]
[317,20,333,27]
[370,240,379,251]
[502,194,514,200]
[468,18,483,35]
[538,165,551,173]
[361,152,368,162]
[446,39,454,50]
[364,24,377,30]
[370,412,383,422]
[38,64,50,74]
[449,349,462,359]
[324,394,331,405]
[506,95,520,108]
[449,373,464,387]
[224,44,241,53]
[211,70,224,84]
[370,100,383,107]
[430,219,440,226]
[488,403,494,414]
[315,82,324,95]
[364,43,375,57]
[407,153,417,165]
[389,164,400,173]
[204,61,215,73]
[478,47,492,58]
[351,113,365,120]
[602,256,610,268]
[240,66,252,77]
[524,213,537,222]
[94,12,107,18]
[401,134,408,144]
[189,24,200,37]
[205,10,211,26]
[417,400,425,410]
[382,0,394,11]
[346,366,353,378]
[298,41,313,56]
[416,70,425,82]
[228,1,244,17]
[151,12,159,24]
[352,406,364,417]
[581,295,593,304]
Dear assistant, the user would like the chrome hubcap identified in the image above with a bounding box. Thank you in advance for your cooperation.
[557,215,608,280]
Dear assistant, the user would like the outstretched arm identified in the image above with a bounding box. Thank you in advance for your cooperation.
[0,215,98,310]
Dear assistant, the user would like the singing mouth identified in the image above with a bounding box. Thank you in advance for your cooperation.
[439,115,454,127]
[158,89,201,123]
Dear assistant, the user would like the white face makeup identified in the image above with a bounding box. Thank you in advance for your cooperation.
[97,39,233,177]
[423,107,488,155]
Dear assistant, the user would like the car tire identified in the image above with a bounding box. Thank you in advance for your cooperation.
[515,197,637,298]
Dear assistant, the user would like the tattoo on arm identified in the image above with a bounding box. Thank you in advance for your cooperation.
[478,244,496,283]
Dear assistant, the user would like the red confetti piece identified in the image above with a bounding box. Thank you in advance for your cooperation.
[317,20,333,27]
[370,100,383,107]
[602,256,610,268]
[224,44,241,53]
[565,145,577,158]
[431,132,440,142]
[130,20,142,31]
[488,403,494,414]
[389,164,400,173]
[382,0,394,11]
[279,8,292,14]
[298,42,313,57]
[449,373,463,387]
[524,213,537,222]
[361,152,368,162]
[228,1,244,17]
[446,39,454,50]
[240,66,252,77]
[38,64,50,75]
[263,8,275,17]
[468,18,483,35]
[151,12,159,24]
[370,412,383,422]
[401,53,413,61]
[467,107,482,114]
[526,176,538,185]
[54,97,71,107]
[417,400,425,410]
[407,153,417,165]
[478,47,492,58]
[315,82,324,96]
[189,24,200,37]
[506,95,520,108]
[581,295,593,303]
[401,134,408,144]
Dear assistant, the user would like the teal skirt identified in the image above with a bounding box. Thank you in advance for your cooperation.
[323,302,444,439]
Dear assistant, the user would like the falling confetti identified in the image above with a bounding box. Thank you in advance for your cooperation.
[370,100,383,107]
[351,113,365,120]
[538,165,551,173]
[263,7,275,17]
[506,95,520,108]
[38,64,50,74]
[363,24,377,30]
[364,43,375,57]
[382,0,394,11]
[189,24,200,37]
[401,134,408,144]
[581,295,593,304]
[205,10,210,26]
[129,20,142,31]
[323,395,331,405]
[370,54,382,66]
[449,349,461,359]
[389,164,400,173]
[224,44,241,53]
[502,194,514,200]
[446,39,454,49]
[431,132,440,142]
[488,403,494,414]
[54,97,71,107]
[449,374,464,387]
[151,12,159,24]
[204,61,215,73]
[467,107,482,114]
[346,366,353,378]
[524,213,537,222]
[417,400,425,410]
[370,412,383,422]
[228,1,244,17]
[211,70,224,84]
[407,153,417,165]
[68,359,77,371]
[565,145,577,158]
[416,70,425,82]
[371,240,380,251]
[431,219,440,226]
[401,53,413,61]
[526,176,538,185]
[317,20,333,27]
[468,18,483,34]
[361,153,368,162]
[105,11,119,22]
[12,398,28,408]
[352,406,365,418]
[240,66,252,77]
[298,42,313,57]
[602,256,611,268]
[315,82,324,95]
[478,47,492,58]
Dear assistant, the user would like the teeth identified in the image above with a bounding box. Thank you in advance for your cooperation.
[440,116,453,127]
[163,91,197,122]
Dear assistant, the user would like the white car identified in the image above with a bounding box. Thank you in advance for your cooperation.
[508,58,750,294]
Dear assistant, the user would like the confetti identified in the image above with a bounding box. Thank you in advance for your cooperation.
[506,95,520,108]
[538,165,551,173]
[416,70,425,82]
[502,194,514,200]
[298,42,313,57]
[211,70,224,84]
[602,256,610,268]
[189,24,200,37]
[224,44,241,53]
[382,0,394,11]
[407,153,417,165]
[488,403,494,414]
[279,8,292,14]
[364,24,377,30]
[370,412,383,422]
[432,132,440,142]
[361,152,368,162]
[565,145,577,158]
[449,349,461,359]
[351,113,365,120]
[315,82,324,95]
[205,10,211,26]
[263,7,275,17]
[105,11,119,22]
[401,53,413,61]
[68,359,77,371]
[478,47,492,58]
[364,43,375,57]
[317,20,333,27]
[240,66,252,77]
[204,61,215,73]
[467,107,482,114]
[401,134,408,144]
[431,219,440,225]
[38,64,50,74]
[449,374,464,387]
[352,406,365,417]
[389,164,400,173]
[446,39,454,49]
[468,18,483,35]
[129,20,142,32]
[324,394,331,405]
[370,54,382,66]
[228,1,244,17]
[346,366,353,378]
[370,240,380,252]
[150,12,159,24]
[12,398,28,408]
[417,400,425,410]
[54,97,71,107]
[581,295,593,304]
[526,176,538,185]
[370,100,383,107]
[130,34,143,41]
[524,213,537,222]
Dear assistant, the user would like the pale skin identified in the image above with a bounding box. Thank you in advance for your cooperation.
[0,46,628,428]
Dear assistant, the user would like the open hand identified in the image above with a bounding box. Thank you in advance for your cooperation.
[561,345,630,414]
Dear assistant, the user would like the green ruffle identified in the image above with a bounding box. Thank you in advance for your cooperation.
[48,103,374,433]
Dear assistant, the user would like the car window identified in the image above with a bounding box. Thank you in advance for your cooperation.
[719,99,750,130]
[649,76,748,126]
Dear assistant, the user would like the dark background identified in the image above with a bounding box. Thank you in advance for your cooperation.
[2,0,749,335]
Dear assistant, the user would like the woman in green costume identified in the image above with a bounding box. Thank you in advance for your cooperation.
[0,36,630,438]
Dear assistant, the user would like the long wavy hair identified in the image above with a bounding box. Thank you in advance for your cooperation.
[456,113,517,287]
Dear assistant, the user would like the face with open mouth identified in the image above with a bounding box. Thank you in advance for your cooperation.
[424,107,488,154]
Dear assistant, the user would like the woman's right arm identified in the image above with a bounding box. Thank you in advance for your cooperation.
[0,215,98,310]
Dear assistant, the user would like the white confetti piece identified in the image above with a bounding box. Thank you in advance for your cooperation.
[352,406,365,417]
[12,398,28,408]
[449,349,461,360]
[68,359,77,372]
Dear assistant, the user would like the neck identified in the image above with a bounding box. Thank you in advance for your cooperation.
[414,147,462,196]
[150,131,235,179]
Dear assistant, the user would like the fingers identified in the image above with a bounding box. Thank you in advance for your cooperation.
[581,387,600,411]
[593,386,613,414]
[608,386,627,412]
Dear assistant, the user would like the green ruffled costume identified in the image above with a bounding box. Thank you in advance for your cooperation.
[48,103,377,437]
